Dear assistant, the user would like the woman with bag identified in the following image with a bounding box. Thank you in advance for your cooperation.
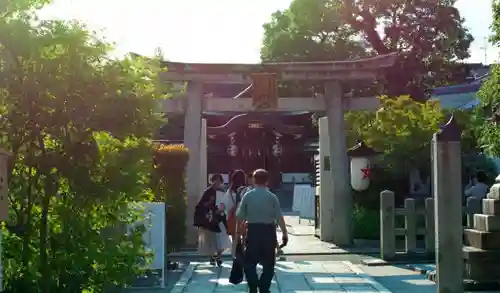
[220,170,249,240]
[194,174,231,266]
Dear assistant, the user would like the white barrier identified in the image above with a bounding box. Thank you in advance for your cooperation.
[129,202,166,288]
[292,184,315,221]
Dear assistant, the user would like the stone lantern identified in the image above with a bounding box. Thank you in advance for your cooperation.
[347,141,379,191]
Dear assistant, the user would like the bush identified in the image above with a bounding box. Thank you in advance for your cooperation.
[154,144,189,252]
[3,134,154,293]
[352,205,380,240]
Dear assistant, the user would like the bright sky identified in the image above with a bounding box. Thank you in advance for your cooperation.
[38,0,496,64]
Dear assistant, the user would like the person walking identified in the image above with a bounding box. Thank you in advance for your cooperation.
[233,169,288,293]
[194,174,231,267]
[221,169,249,240]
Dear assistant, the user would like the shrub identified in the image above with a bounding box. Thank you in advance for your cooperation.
[352,205,380,240]
[154,144,189,252]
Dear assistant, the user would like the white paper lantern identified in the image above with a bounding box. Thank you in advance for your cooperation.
[347,141,378,192]
[350,157,370,191]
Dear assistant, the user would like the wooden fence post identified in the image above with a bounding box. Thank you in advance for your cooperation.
[404,198,417,253]
[380,190,396,260]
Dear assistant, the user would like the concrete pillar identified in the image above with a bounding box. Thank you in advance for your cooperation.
[318,117,333,241]
[200,118,207,190]
[183,82,203,246]
[380,190,396,260]
[432,115,463,293]
[324,81,352,245]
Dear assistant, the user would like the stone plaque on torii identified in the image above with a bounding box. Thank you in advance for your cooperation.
[160,53,398,246]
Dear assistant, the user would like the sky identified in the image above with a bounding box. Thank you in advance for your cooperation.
[38,0,496,64]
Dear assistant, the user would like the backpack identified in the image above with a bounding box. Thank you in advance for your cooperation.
[226,187,246,236]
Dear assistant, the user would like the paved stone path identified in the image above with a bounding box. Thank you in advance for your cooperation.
[169,261,391,293]
[169,214,357,258]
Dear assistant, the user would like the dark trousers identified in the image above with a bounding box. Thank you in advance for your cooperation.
[244,223,277,293]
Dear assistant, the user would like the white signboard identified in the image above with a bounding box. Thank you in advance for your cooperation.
[128,202,166,288]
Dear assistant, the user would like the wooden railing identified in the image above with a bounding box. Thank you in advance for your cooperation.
[380,190,435,260]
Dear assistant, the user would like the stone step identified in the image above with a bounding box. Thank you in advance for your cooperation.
[463,245,500,262]
[483,198,500,216]
[464,228,500,250]
[465,261,500,281]
[474,214,500,232]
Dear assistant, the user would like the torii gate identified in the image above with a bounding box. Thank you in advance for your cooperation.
[161,53,397,246]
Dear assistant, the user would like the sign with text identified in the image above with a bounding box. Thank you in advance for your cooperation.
[251,73,278,110]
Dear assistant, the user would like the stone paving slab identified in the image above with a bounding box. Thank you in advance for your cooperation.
[169,230,354,258]
[169,261,391,293]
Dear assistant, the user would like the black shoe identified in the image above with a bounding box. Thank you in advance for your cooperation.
[248,287,258,293]
[215,256,222,267]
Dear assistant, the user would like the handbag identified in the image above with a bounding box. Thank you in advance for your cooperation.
[229,240,244,285]
[194,206,221,233]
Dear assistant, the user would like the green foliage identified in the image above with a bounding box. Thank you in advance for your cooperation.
[261,0,366,63]
[0,1,168,292]
[261,0,474,99]
[462,153,498,186]
[154,144,189,252]
[346,96,444,172]
[352,205,379,240]
[456,1,500,158]
[490,0,500,47]
[477,63,500,156]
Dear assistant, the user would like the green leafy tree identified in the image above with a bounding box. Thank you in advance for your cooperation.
[261,0,474,100]
[475,1,500,156]
[346,95,443,172]
[0,1,167,292]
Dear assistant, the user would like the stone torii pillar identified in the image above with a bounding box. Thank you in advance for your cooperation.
[183,82,203,246]
[319,81,352,245]
[318,116,333,241]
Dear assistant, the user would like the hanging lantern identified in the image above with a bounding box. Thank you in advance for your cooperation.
[272,142,282,157]
[272,133,283,157]
[227,133,238,157]
[347,141,380,191]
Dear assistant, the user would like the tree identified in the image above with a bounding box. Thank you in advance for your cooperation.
[0,1,167,292]
[475,1,500,157]
[261,0,474,100]
[261,0,368,62]
[346,95,443,172]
